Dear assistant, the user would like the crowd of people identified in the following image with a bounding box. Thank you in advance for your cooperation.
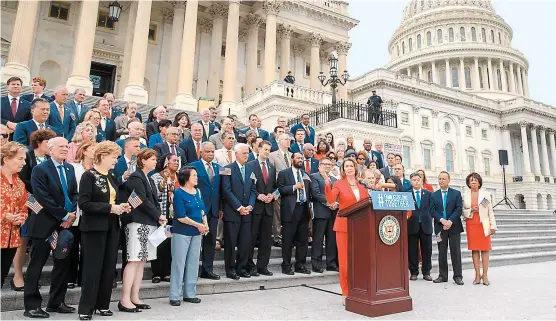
[0,75,497,319]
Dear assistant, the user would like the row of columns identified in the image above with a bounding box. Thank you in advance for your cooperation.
[515,123,556,178]
[405,57,530,97]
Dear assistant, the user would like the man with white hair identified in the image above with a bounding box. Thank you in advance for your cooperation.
[66,88,89,123]
[146,105,167,140]
[114,102,138,136]
[48,86,77,141]
[209,117,234,149]
[115,119,147,152]
[198,108,217,142]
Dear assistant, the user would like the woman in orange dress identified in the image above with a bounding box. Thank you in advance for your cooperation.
[462,173,497,286]
[314,141,329,160]
[321,158,368,305]
[0,142,28,287]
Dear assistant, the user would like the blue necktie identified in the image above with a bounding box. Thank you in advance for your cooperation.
[57,165,72,212]
[415,191,421,222]
[442,190,448,219]
[240,165,245,182]
[297,170,306,203]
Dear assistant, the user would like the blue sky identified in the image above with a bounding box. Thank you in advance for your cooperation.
[347,0,556,106]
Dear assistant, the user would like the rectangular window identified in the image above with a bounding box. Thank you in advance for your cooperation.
[401,112,409,124]
[423,148,431,170]
[402,146,410,168]
[49,2,70,21]
[257,48,262,66]
[466,125,472,136]
[221,44,226,57]
[421,116,430,128]
[468,155,475,172]
[482,129,488,139]
[465,67,472,89]
[148,24,157,41]
[484,158,491,176]
[1,1,18,9]
[305,62,311,77]
[97,11,115,30]
[451,67,459,88]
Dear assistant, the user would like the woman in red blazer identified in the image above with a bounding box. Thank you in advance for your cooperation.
[322,158,368,305]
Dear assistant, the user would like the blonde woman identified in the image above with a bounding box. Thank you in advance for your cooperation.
[462,172,497,286]
[67,122,97,163]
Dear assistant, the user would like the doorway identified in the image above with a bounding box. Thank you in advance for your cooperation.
[90,62,116,97]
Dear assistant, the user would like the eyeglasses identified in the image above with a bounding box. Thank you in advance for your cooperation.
[357,157,366,160]
[0,133,9,138]
[321,163,332,166]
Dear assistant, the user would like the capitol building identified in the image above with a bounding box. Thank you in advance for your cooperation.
[1,0,555,210]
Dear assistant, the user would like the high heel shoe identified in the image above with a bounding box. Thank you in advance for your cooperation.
[10,279,24,291]
[79,314,92,320]
[482,276,490,286]
[473,275,482,285]
[95,309,114,316]
[117,301,140,313]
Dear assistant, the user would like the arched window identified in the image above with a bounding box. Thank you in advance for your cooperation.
[409,38,413,51]
[471,27,477,41]
[402,41,405,54]
[497,69,502,90]
[481,28,486,42]
[464,67,471,88]
[427,70,433,82]
[498,32,502,44]
[460,27,466,41]
[437,29,443,44]
[417,34,422,49]
[490,30,495,43]
[396,45,400,57]
[478,66,484,89]
[445,143,454,172]
[449,28,454,42]
[439,68,447,86]
[451,67,459,87]
[427,31,432,46]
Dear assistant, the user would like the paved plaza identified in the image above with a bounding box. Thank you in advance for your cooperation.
[1,261,554,320]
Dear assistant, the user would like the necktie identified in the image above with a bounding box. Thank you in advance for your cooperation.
[442,190,448,219]
[171,144,176,155]
[38,123,45,130]
[389,167,393,175]
[58,106,64,124]
[415,190,421,222]
[207,163,214,184]
[240,165,245,182]
[305,159,311,173]
[261,161,268,184]
[10,98,17,117]
[196,141,201,158]
[77,103,81,116]
[57,165,72,212]
[227,150,233,163]
[304,126,310,136]
[297,170,305,202]
[283,152,289,167]
[299,143,303,151]
[107,109,111,119]
[204,123,209,138]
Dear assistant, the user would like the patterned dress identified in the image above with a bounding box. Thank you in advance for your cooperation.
[1,172,28,249]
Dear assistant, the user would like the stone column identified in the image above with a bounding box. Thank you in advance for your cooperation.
[539,127,550,177]
[195,19,213,99]
[548,129,556,177]
[516,65,524,95]
[418,63,423,80]
[459,57,465,89]
[499,59,508,92]
[164,1,186,104]
[508,62,516,93]
[445,59,452,87]
[473,57,480,90]
[118,1,138,97]
[1,0,40,84]
[65,0,100,95]
[519,121,532,175]
[530,125,542,176]
[487,58,494,90]
[263,1,281,85]
[174,0,199,110]
[207,3,227,102]
[308,33,323,89]
[292,44,305,85]
[335,42,351,100]
[431,61,437,84]
[523,70,530,97]
[220,0,240,111]
[406,67,411,77]
[123,0,153,103]
[278,24,293,80]
[244,14,262,95]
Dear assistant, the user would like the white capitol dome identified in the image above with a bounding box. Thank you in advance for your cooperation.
[385,0,529,100]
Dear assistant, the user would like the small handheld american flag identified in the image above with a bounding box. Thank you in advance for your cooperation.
[480,197,490,207]
[46,231,58,250]
[128,190,143,209]
[25,195,43,214]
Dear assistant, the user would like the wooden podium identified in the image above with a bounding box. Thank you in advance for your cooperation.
[338,198,412,317]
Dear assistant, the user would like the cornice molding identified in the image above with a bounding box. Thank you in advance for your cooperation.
[281,0,359,31]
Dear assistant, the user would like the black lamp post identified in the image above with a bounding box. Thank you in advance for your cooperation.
[318,55,349,105]
[108,1,122,21]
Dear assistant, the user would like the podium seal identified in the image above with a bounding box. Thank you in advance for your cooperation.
[378,215,400,245]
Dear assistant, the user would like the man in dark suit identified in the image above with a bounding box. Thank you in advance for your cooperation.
[65,88,89,123]
[198,108,217,142]
[240,114,270,141]
[431,171,464,285]
[24,137,77,318]
[394,164,412,192]
[208,107,221,130]
[270,126,284,152]
[180,123,203,164]
[247,136,262,162]
[146,106,167,140]
[372,142,385,169]
[245,140,276,276]
[22,77,53,103]
[277,152,312,275]
[302,144,319,174]
[310,158,339,273]
[289,128,306,154]
[379,153,396,180]
[48,87,77,142]
[115,120,146,154]
[1,76,32,136]
[96,98,117,142]
[19,129,57,193]
[289,114,315,145]
[407,172,435,281]
[189,142,221,280]
[153,127,186,167]
[221,143,257,280]
[13,98,53,145]
[114,137,141,187]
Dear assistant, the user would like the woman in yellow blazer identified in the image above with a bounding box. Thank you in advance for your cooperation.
[462,173,497,286]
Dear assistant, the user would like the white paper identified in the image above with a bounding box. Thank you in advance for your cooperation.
[148,226,170,247]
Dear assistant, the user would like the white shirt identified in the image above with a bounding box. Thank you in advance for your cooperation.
[33,119,46,129]
[74,100,82,114]
[124,155,136,173]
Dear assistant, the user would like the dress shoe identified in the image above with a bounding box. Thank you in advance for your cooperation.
[423,275,433,281]
[67,283,76,289]
[10,279,24,291]
[117,302,140,313]
[183,297,201,304]
[454,277,464,285]
[258,269,273,276]
[152,276,161,283]
[295,266,311,275]
[273,240,282,247]
[163,276,171,282]
[200,270,220,280]
[23,308,50,318]
[410,275,418,281]
[46,303,75,314]
[237,271,251,278]
[79,314,92,320]
[112,279,117,288]
[326,266,339,272]
[226,273,240,280]
[282,268,294,275]
[132,302,151,310]
[95,309,114,316]
[169,300,181,306]
[433,277,448,283]
[312,267,324,273]
[249,270,260,277]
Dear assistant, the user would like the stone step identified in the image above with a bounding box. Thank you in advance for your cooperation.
[493,210,555,216]
[463,235,556,246]
[495,218,556,224]
[2,251,555,312]
[488,214,555,220]
[492,224,556,231]
[465,229,556,238]
[432,243,556,260]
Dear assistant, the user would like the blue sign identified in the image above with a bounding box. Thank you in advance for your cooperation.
[369,191,415,211]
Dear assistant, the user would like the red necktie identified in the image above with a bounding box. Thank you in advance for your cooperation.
[196,142,200,158]
[171,144,176,155]
[10,98,17,118]
[305,159,310,173]
[261,161,268,184]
